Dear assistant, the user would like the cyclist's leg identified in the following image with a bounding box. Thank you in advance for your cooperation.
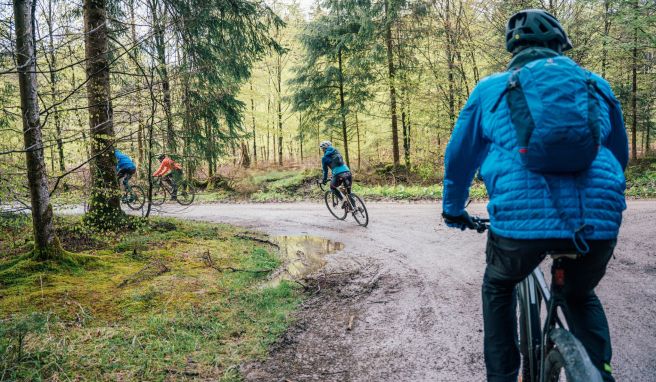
[482,232,553,382]
[170,169,182,199]
[559,240,616,382]
[117,169,128,191]
[343,172,355,205]
[123,169,135,193]
[330,174,343,200]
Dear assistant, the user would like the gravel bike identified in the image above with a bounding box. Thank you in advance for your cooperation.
[470,217,603,382]
[317,178,369,227]
[151,176,195,206]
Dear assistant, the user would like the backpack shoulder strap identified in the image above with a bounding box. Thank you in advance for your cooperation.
[491,69,521,113]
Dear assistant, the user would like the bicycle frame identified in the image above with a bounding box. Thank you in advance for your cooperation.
[318,179,354,209]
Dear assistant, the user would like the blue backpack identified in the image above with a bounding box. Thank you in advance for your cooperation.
[491,56,614,174]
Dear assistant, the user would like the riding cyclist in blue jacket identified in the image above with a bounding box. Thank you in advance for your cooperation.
[441,9,628,382]
[115,149,137,200]
[320,141,355,210]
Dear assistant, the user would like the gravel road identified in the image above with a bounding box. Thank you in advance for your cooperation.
[154,200,656,382]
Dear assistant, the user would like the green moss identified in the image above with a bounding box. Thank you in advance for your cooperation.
[0,216,302,381]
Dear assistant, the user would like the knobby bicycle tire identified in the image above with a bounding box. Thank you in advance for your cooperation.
[126,185,146,210]
[324,191,347,220]
[151,183,167,206]
[351,194,369,227]
[542,328,603,382]
[175,180,195,206]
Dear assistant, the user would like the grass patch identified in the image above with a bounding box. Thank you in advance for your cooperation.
[0,215,302,381]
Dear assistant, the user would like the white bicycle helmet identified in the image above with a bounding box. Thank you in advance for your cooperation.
[319,140,332,150]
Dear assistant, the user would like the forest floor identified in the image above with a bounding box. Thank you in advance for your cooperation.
[0,216,305,381]
[149,200,656,382]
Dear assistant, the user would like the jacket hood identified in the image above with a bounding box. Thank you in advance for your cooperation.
[324,146,336,156]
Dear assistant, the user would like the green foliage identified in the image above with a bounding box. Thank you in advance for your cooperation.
[626,158,656,197]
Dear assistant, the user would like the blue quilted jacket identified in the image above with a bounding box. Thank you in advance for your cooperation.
[442,52,628,241]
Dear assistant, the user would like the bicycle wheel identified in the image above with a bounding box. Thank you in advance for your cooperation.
[151,183,167,206]
[324,190,347,220]
[176,180,195,206]
[542,328,603,382]
[517,277,542,382]
[126,185,146,210]
[350,194,369,227]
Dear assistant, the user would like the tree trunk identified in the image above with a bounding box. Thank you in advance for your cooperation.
[149,0,175,153]
[84,0,123,226]
[299,112,304,162]
[601,0,611,78]
[14,0,62,259]
[129,0,145,169]
[277,53,283,166]
[631,0,638,161]
[205,119,214,177]
[384,0,400,166]
[337,47,351,167]
[45,0,65,173]
[250,80,257,166]
[356,112,361,171]
[445,0,456,131]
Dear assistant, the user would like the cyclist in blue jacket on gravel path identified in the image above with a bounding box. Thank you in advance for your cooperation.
[320,141,354,209]
[115,149,136,194]
[441,9,628,382]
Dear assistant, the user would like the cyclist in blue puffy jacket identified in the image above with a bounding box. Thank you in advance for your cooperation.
[441,9,627,382]
[320,141,354,210]
[115,149,136,194]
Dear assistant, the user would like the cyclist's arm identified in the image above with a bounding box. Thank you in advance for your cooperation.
[605,95,629,171]
[442,86,488,216]
[321,157,329,183]
[153,161,167,177]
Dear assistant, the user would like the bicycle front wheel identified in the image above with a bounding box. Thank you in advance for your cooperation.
[176,180,196,206]
[350,194,369,227]
[151,183,167,206]
[126,185,146,210]
[324,191,347,220]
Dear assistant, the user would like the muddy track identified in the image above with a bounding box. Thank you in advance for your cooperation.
[154,201,656,381]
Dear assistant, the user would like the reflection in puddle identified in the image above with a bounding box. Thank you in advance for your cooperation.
[269,236,344,286]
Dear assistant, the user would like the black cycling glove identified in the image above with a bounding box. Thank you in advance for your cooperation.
[442,211,476,231]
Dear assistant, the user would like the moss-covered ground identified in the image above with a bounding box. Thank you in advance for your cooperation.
[0,215,301,381]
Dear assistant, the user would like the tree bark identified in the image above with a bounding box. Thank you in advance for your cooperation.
[45,0,65,172]
[149,0,175,153]
[84,0,123,226]
[356,112,361,171]
[14,0,62,259]
[250,80,257,165]
[337,47,351,167]
[277,52,283,166]
[631,0,638,161]
[601,0,611,78]
[384,0,400,166]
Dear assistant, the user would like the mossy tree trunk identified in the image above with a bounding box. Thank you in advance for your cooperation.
[84,0,124,227]
[14,0,63,260]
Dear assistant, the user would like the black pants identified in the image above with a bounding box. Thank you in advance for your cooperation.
[330,172,352,199]
[483,231,615,382]
[117,168,136,192]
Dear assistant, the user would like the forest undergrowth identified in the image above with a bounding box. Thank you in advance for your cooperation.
[0,215,301,381]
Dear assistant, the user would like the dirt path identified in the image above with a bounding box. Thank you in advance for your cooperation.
[154,201,656,381]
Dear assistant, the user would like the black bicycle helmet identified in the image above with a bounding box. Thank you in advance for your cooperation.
[505,9,573,53]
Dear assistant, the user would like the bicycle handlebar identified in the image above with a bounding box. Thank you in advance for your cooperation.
[470,216,490,234]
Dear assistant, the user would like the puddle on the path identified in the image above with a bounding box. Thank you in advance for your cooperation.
[268,235,344,286]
